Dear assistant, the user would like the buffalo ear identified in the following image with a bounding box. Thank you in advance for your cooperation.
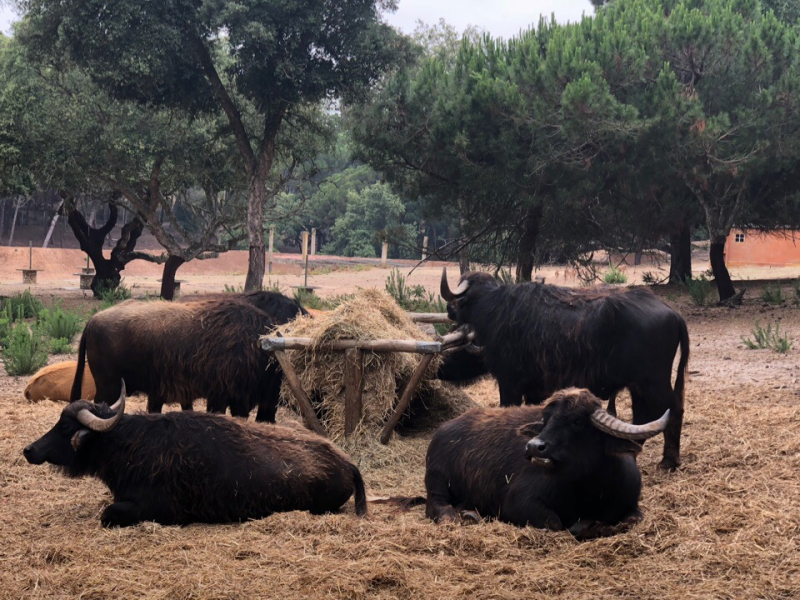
[605,437,643,456]
[517,421,545,438]
[71,429,91,451]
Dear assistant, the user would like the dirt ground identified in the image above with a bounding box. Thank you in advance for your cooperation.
[0,258,799,599]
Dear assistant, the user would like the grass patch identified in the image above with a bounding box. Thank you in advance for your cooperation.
[38,307,82,341]
[96,280,132,311]
[741,320,793,353]
[602,264,628,284]
[3,320,48,376]
[760,283,785,305]
[50,337,74,354]
[1,290,43,320]
[685,275,713,306]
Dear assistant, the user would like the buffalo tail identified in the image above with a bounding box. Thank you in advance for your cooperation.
[674,318,690,407]
[70,331,88,402]
[351,464,368,517]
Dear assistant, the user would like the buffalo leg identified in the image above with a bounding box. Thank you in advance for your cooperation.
[425,470,459,523]
[498,381,524,407]
[500,488,562,529]
[606,392,618,417]
[147,394,165,414]
[255,370,282,423]
[101,501,143,528]
[206,395,228,415]
[631,381,682,470]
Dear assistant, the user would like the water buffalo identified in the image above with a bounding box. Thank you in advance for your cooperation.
[178,290,308,322]
[25,361,96,402]
[71,298,283,421]
[424,388,668,539]
[440,269,689,470]
[23,382,367,526]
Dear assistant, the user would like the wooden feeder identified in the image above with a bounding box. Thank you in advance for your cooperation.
[260,313,470,444]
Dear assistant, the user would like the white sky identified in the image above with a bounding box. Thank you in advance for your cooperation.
[1,1,594,38]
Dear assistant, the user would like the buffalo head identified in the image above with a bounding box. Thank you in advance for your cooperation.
[522,388,669,468]
[23,381,127,467]
[440,268,500,323]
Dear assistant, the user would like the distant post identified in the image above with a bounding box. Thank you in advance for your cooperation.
[310,228,317,256]
[301,231,309,262]
[381,241,388,266]
[421,236,429,261]
[268,228,274,274]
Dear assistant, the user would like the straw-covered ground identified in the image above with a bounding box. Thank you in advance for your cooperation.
[0,285,799,599]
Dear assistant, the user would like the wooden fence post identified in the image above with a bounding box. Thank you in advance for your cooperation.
[344,348,364,438]
[381,241,388,266]
[301,231,309,263]
[268,228,274,274]
[421,236,429,261]
[311,228,317,256]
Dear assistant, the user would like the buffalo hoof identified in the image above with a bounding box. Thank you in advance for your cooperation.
[459,510,481,524]
[657,458,680,472]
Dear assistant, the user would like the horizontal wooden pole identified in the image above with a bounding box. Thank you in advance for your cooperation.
[261,337,442,354]
[407,312,452,324]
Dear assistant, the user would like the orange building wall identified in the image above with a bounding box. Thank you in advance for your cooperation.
[724,230,800,267]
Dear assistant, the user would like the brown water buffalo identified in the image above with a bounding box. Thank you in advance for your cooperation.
[71,298,282,420]
[25,361,96,402]
[424,388,668,539]
[441,269,689,470]
[24,382,366,526]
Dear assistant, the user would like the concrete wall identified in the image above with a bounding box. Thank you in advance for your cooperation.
[724,229,800,267]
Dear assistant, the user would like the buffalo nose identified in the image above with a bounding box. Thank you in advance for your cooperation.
[526,438,547,455]
[22,445,33,459]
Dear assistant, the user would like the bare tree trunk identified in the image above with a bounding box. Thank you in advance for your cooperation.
[160,255,186,300]
[669,223,692,283]
[458,211,470,275]
[8,197,22,247]
[88,202,98,228]
[709,235,736,301]
[515,204,543,283]
[42,200,65,249]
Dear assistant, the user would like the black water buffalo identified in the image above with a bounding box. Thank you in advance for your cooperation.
[424,388,667,539]
[24,382,366,526]
[178,290,308,321]
[440,269,689,470]
[71,298,284,421]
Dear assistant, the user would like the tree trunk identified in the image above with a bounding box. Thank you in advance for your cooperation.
[244,166,268,291]
[515,204,543,283]
[458,211,470,274]
[669,223,692,283]
[8,198,22,246]
[42,200,65,249]
[0,198,6,244]
[633,240,644,266]
[160,255,186,300]
[709,236,736,301]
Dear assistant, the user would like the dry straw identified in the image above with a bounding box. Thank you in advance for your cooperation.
[271,289,474,442]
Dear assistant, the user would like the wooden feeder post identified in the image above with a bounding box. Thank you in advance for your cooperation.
[381,241,388,266]
[301,231,310,288]
[19,241,40,284]
[268,228,274,274]
[344,348,364,438]
[421,236,429,261]
[310,228,317,257]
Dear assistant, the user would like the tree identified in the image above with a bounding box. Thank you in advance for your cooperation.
[16,0,407,291]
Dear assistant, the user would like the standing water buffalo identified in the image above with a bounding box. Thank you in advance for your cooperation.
[440,269,689,470]
[24,382,366,526]
[178,290,308,321]
[72,297,284,421]
[425,388,668,539]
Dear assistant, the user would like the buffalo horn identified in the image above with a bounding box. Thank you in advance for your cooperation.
[590,409,670,441]
[77,380,126,433]
[440,268,470,302]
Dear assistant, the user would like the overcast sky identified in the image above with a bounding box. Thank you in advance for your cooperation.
[1,1,593,38]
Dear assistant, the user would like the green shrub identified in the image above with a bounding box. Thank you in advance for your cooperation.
[685,275,713,306]
[50,337,74,354]
[224,283,244,293]
[2,290,43,320]
[3,321,48,376]
[496,268,516,285]
[602,264,628,284]
[0,316,11,350]
[760,283,785,305]
[38,307,82,341]
[792,277,800,305]
[97,280,132,310]
[741,320,793,353]
[385,269,446,313]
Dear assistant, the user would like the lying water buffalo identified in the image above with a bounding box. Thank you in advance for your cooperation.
[71,298,283,420]
[24,382,367,526]
[441,269,689,470]
[25,361,96,402]
[424,388,668,539]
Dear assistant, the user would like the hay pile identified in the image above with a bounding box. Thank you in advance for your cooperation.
[272,289,474,441]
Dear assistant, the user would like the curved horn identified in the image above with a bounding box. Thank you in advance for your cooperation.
[464,343,484,356]
[591,409,670,441]
[440,268,470,302]
[76,381,126,433]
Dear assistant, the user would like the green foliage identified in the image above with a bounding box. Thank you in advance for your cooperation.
[3,321,48,376]
[2,290,43,320]
[97,281,132,311]
[385,269,447,314]
[224,284,244,293]
[49,337,74,354]
[685,275,714,306]
[760,283,785,305]
[741,320,793,353]
[291,289,353,311]
[38,307,82,341]
[793,277,800,305]
[0,315,11,350]
[496,269,516,285]
[602,264,628,284]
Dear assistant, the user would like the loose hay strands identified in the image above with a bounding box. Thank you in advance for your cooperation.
[270,289,472,443]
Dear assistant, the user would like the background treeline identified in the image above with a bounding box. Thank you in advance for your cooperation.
[1,0,800,301]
